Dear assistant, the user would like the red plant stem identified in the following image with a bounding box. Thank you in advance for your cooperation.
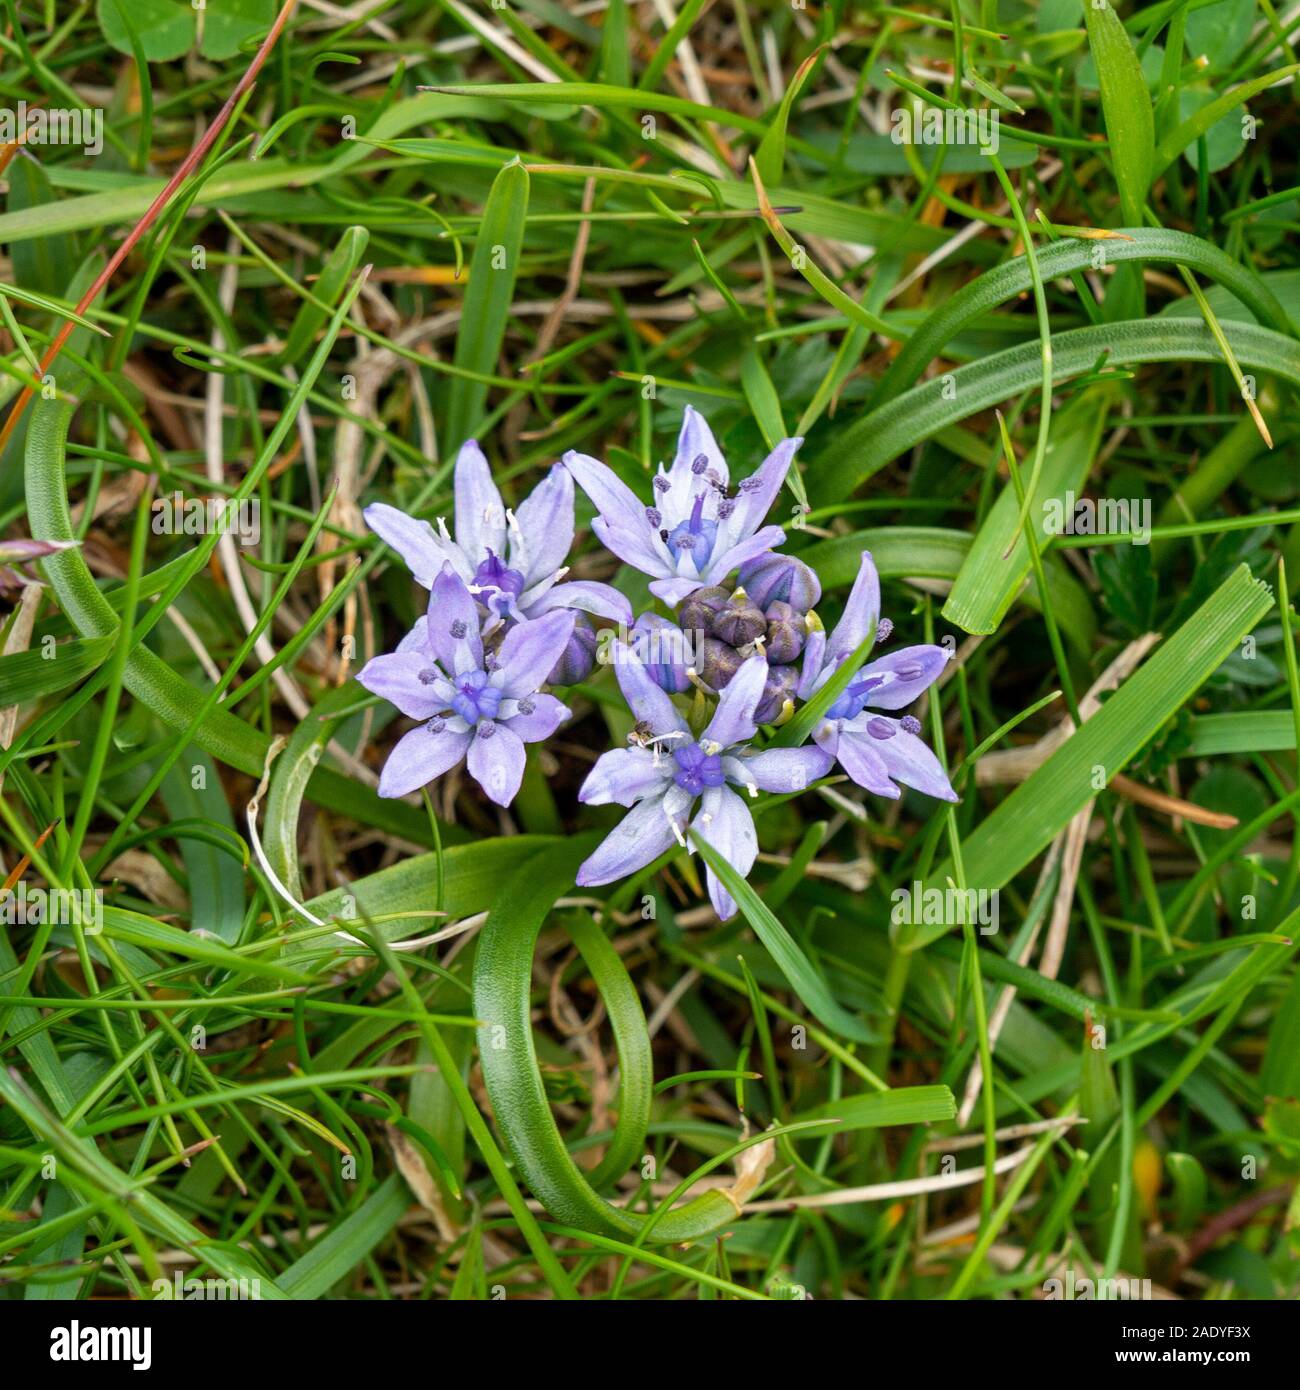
[0,0,300,460]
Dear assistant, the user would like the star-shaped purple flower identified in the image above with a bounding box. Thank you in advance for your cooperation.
[364,439,632,631]
[564,405,799,607]
[577,644,831,919]
[799,551,957,803]
[357,564,574,806]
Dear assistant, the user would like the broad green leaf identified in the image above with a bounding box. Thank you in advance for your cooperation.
[443,158,529,451]
[7,158,76,299]
[473,847,740,1241]
[904,565,1274,948]
[199,0,275,61]
[800,525,1097,652]
[1083,0,1154,223]
[0,634,114,703]
[1154,65,1300,175]
[943,387,1112,637]
[97,0,193,61]
[160,750,246,945]
[1186,710,1295,754]
[1261,966,1300,1099]
[278,1174,409,1298]
[814,318,1300,504]
[790,1085,956,1130]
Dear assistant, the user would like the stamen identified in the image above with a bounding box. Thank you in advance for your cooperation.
[664,804,687,847]
[876,618,893,644]
[900,714,923,735]
[691,453,709,474]
[645,506,662,527]
[450,619,467,639]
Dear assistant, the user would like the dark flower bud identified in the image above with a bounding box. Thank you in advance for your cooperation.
[547,614,598,685]
[698,637,743,692]
[754,665,798,724]
[712,590,766,647]
[677,585,730,635]
[764,600,806,664]
[738,552,821,613]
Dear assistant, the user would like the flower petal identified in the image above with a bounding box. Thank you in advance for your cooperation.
[824,551,881,668]
[526,579,632,624]
[797,624,826,700]
[610,641,690,736]
[579,746,673,806]
[356,651,446,720]
[859,645,950,709]
[467,721,526,807]
[453,440,507,561]
[396,615,430,655]
[501,692,570,743]
[859,717,959,801]
[495,609,576,698]
[377,722,472,798]
[577,793,683,886]
[662,405,728,519]
[701,524,787,589]
[648,575,708,606]
[692,784,758,921]
[564,450,650,535]
[512,463,574,586]
[427,564,484,675]
[832,727,900,799]
[722,744,833,796]
[593,517,673,579]
[364,502,471,587]
[703,652,766,748]
[717,436,800,552]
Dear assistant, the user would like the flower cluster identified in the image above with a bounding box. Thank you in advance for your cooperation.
[359,408,957,917]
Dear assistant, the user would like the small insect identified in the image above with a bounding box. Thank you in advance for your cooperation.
[627,723,687,766]
[627,720,657,749]
[708,475,739,501]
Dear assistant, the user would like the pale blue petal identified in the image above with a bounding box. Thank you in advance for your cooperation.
[703,653,766,749]
[692,785,757,921]
[495,609,576,698]
[453,440,507,561]
[467,721,526,807]
[579,747,673,806]
[378,722,472,798]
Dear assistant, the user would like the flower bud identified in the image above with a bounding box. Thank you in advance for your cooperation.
[712,590,767,647]
[754,665,798,724]
[697,637,743,692]
[677,585,730,635]
[546,614,598,685]
[633,613,692,694]
[764,600,806,664]
[738,552,821,613]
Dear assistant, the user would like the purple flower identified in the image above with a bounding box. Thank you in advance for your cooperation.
[363,439,632,632]
[564,405,798,607]
[357,564,574,807]
[577,645,831,919]
[624,612,695,694]
[0,536,79,599]
[799,551,957,803]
